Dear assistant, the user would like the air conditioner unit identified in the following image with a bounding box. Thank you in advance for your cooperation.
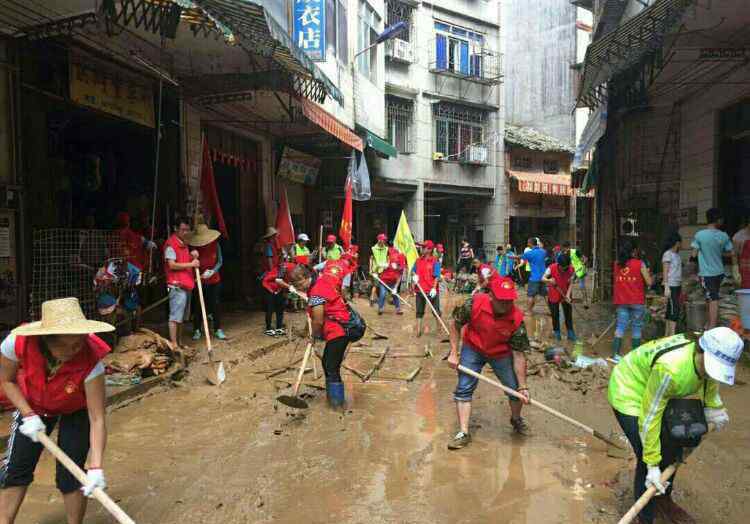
[462,145,488,165]
[620,216,639,237]
[387,38,414,64]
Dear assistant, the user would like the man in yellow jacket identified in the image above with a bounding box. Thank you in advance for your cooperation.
[608,327,744,524]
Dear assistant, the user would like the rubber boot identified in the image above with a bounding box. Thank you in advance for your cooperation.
[326,381,345,408]
[612,337,623,361]
[632,338,642,350]
[567,329,577,342]
[553,330,562,341]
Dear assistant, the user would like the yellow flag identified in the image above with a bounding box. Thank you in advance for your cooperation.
[394,211,419,271]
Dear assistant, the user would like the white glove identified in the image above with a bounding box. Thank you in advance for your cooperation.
[201,269,215,280]
[664,286,671,298]
[704,407,729,431]
[288,285,298,295]
[145,240,157,250]
[19,415,45,443]
[81,469,107,498]
[412,274,419,284]
[645,465,668,495]
[429,287,437,298]
[390,263,398,270]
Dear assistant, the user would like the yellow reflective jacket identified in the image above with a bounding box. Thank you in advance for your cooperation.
[371,244,389,273]
[570,249,586,278]
[608,334,723,466]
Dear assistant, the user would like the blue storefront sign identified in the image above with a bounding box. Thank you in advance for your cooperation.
[294,0,326,61]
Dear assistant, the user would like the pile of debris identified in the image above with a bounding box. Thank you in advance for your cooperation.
[527,343,611,396]
[684,276,740,326]
[105,328,176,378]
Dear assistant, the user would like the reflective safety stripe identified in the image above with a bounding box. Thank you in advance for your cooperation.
[640,373,672,446]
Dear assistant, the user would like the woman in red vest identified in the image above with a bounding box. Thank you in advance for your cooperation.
[0,298,113,524]
[377,246,405,315]
[542,254,576,342]
[446,276,531,449]
[261,261,297,337]
[187,224,227,341]
[412,241,442,337]
[289,265,357,407]
[612,240,653,362]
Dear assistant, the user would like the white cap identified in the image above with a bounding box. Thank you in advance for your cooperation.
[297,233,310,242]
[699,327,744,385]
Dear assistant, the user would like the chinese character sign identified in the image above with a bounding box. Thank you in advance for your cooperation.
[294,0,325,60]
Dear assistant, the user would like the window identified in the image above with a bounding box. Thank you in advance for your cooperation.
[325,0,349,64]
[387,96,415,154]
[358,0,380,83]
[543,159,560,174]
[386,0,413,42]
[433,103,486,161]
[512,156,532,170]
[433,21,484,77]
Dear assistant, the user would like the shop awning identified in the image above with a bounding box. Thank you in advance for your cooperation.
[192,0,344,105]
[300,99,364,151]
[358,126,398,158]
[575,0,692,108]
[507,171,594,198]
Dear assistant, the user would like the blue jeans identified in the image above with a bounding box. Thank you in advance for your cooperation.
[615,304,646,339]
[378,282,400,310]
[454,345,519,402]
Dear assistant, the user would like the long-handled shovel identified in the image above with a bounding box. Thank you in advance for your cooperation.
[415,281,450,336]
[372,273,413,309]
[456,364,624,449]
[277,316,314,409]
[195,268,226,385]
[617,424,715,524]
[37,433,136,524]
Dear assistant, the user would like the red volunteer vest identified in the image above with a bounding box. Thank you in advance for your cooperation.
[414,256,438,293]
[547,263,574,304]
[194,241,221,285]
[262,262,296,294]
[739,238,750,289]
[613,259,646,305]
[463,295,525,359]
[164,234,195,291]
[308,275,350,341]
[16,334,111,416]
[119,227,146,270]
[380,249,405,285]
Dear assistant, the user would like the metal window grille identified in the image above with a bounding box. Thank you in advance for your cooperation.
[385,0,413,42]
[387,96,415,153]
[433,103,486,161]
[31,229,123,320]
[543,159,560,174]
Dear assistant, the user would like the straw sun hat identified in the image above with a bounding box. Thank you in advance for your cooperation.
[187,223,221,247]
[263,226,279,239]
[12,298,115,337]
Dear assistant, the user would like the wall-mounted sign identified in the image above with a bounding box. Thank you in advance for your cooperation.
[677,207,697,226]
[294,0,326,61]
[69,49,155,128]
[277,147,321,185]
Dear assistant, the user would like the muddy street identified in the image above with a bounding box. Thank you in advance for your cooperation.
[12,297,750,524]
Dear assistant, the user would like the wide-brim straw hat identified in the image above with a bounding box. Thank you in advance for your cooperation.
[187,223,221,247]
[263,227,279,239]
[12,297,115,337]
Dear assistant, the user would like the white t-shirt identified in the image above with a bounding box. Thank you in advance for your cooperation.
[1,334,105,382]
[661,249,682,287]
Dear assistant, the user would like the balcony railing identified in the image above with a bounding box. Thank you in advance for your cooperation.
[428,40,503,85]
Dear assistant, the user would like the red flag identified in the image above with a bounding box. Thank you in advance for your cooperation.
[339,176,353,250]
[200,137,228,238]
[275,185,295,249]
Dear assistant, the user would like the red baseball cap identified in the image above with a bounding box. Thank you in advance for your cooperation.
[377,233,387,242]
[488,275,517,301]
[326,234,337,243]
[422,240,434,250]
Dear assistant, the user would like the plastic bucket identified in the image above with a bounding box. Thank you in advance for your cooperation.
[686,301,707,332]
[736,289,750,329]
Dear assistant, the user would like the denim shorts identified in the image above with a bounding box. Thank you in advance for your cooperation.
[527,281,547,297]
[454,345,520,402]
[168,286,192,323]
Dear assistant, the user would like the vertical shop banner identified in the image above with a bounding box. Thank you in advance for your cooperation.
[69,50,155,128]
[294,0,326,60]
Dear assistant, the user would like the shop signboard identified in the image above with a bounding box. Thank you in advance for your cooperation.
[293,0,326,60]
[277,147,321,185]
[69,50,155,128]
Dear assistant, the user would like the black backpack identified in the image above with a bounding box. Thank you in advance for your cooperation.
[331,303,366,342]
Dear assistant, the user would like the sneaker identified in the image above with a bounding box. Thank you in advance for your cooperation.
[192,329,202,341]
[396,309,404,316]
[378,309,384,316]
[447,431,472,450]
[214,329,227,340]
[654,496,696,524]
[264,329,276,337]
[611,353,622,364]
[274,328,286,336]
[510,417,531,436]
